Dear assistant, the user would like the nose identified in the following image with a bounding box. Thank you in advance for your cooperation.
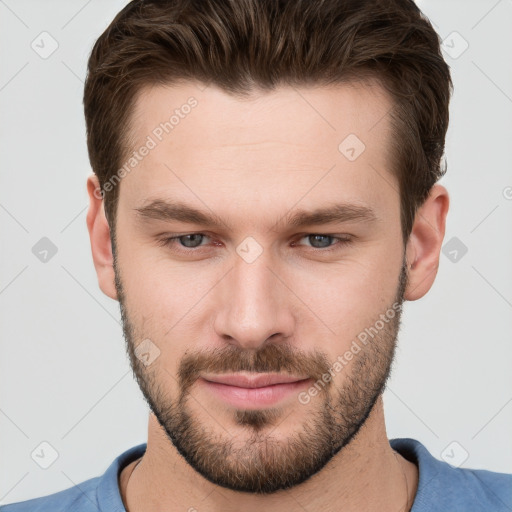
[213,249,295,350]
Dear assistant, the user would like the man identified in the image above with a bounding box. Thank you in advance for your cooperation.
[2,0,511,510]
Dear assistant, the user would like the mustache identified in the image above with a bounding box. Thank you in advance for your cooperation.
[178,342,332,394]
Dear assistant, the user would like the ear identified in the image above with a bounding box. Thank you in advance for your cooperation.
[86,174,118,301]
[404,184,449,301]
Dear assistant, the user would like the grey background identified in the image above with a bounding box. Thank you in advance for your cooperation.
[1,0,511,505]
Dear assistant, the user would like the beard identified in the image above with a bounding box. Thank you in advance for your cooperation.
[113,251,408,495]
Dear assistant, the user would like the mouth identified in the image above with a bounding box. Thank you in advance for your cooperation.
[199,372,312,409]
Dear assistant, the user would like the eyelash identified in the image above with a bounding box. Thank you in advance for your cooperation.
[156,233,353,254]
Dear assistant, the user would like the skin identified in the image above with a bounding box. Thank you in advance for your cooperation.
[86,80,449,511]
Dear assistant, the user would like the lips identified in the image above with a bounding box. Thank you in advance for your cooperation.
[199,373,312,409]
[201,373,310,388]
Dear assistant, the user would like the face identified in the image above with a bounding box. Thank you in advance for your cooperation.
[111,81,407,494]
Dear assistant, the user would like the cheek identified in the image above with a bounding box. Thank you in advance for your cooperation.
[115,242,221,371]
[115,227,204,313]
[287,248,402,342]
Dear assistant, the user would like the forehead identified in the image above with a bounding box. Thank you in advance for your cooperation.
[119,80,397,226]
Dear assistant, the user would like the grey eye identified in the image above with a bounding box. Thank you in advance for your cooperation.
[178,234,206,248]
[306,235,335,248]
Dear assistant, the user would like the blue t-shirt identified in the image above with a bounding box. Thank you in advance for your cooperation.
[1,438,511,511]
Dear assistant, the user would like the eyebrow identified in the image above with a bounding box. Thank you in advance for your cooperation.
[134,199,378,231]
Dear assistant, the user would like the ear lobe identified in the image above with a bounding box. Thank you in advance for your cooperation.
[86,174,118,301]
[404,184,450,301]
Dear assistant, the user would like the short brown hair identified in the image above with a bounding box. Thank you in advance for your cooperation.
[84,0,452,242]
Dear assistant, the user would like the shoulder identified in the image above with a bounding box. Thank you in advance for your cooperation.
[0,443,147,512]
[391,437,512,511]
[0,477,100,512]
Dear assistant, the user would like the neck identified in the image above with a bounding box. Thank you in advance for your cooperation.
[120,396,418,512]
